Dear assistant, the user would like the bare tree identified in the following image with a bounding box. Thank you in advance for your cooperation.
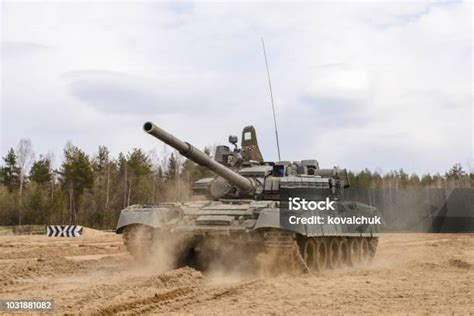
[46,152,56,204]
[16,139,35,225]
[174,149,182,201]
[148,148,161,204]
[160,143,170,175]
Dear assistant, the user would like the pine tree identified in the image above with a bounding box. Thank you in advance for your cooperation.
[30,156,52,185]
[446,163,466,180]
[92,146,110,172]
[1,148,20,191]
[165,153,178,180]
[409,174,420,187]
[399,168,409,187]
[421,174,433,186]
[89,146,115,228]
[127,148,152,177]
[124,148,153,206]
[60,143,94,224]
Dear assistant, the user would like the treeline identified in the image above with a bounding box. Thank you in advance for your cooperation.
[0,139,472,229]
[0,139,212,229]
[347,164,473,189]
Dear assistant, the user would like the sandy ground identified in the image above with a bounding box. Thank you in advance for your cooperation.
[0,231,472,315]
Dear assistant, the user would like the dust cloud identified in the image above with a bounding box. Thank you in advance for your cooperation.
[0,230,472,314]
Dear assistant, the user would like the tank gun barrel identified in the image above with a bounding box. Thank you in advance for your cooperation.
[144,121,255,194]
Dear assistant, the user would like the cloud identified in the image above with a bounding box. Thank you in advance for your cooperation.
[306,63,371,102]
[0,1,471,174]
[64,70,187,114]
[62,69,257,117]
[1,41,48,57]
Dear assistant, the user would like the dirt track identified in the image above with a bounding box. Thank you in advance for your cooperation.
[0,231,472,315]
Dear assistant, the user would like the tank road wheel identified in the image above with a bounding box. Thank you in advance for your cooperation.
[328,238,340,269]
[303,238,317,271]
[360,238,370,266]
[314,239,328,272]
[339,239,349,266]
[348,238,361,266]
[123,225,154,261]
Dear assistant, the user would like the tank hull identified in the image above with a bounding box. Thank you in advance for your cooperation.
[116,200,381,272]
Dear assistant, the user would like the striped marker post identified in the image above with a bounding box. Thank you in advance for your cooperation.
[46,225,83,237]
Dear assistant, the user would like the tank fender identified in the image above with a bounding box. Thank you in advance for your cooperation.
[116,207,176,233]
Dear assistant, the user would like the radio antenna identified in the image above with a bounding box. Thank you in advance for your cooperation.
[261,37,281,161]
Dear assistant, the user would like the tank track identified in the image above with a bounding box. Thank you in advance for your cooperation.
[257,231,309,274]
[122,226,379,273]
[258,231,379,273]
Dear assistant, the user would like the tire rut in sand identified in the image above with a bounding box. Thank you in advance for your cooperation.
[147,279,262,314]
[98,286,195,314]
[96,276,261,314]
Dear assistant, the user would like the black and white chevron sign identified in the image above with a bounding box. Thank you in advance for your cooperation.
[47,225,83,237]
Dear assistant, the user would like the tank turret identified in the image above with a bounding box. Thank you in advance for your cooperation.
[144,121,257,197]
[144,121,353,201]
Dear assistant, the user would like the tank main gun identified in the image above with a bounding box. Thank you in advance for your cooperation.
[144,121,256,194]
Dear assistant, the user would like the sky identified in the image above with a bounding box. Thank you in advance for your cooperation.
[0,1,472,175]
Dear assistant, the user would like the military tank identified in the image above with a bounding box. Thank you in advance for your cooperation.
[116,121,383,273]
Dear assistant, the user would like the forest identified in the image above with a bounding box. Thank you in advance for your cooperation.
[0,138,472,229]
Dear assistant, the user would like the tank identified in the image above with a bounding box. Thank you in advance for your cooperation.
[116,121,383,273]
